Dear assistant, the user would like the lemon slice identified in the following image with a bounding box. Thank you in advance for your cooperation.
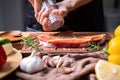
[95,60,120,80]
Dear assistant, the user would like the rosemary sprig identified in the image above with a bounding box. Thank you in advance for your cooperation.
[89,43,100,50]
[21,37,42,51]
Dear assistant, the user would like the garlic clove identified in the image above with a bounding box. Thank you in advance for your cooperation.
[42,55,49,63]
[53,56,60,60]
[56,57,63,68]
[53,56,61,65]
[58,66,75,74]
[48,59,56,68]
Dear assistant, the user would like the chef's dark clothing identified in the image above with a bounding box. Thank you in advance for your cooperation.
[25,0,105,32]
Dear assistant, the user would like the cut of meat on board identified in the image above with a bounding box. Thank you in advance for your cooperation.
[37,33,107,48]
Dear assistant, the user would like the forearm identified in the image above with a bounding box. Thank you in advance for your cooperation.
[28,0,34,7]
[59,0,93,12]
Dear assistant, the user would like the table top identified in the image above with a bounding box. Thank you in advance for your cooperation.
[0,31,114,80]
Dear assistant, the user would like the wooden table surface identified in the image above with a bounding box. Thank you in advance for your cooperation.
[1,31,114,80]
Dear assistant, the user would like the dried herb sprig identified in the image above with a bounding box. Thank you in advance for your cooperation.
[21,37,42,51]
[89,43,100,50]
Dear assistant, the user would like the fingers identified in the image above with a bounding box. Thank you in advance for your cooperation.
[39,9,50,24]
[34,0,42,18]
[30,0,67,31]
[34,0,42,12]
[52,9,67,18]
[37,8,45,22]
[52,3,68,17]
[37,9,50,31]
[42,18,50,31]
[28,0,42,19]
[28,0,42,13]
[36,8,51,31]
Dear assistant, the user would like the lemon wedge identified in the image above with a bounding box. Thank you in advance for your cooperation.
[0,38,13,55]
[95,59,120,80]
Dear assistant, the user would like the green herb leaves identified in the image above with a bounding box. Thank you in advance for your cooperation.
[22,37,42,51]
[89,43,100,50]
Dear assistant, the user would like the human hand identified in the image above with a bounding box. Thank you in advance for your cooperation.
[28,0,68,31]
[36,1,68,31]
[52,2,68,18]
[28,0,42,19]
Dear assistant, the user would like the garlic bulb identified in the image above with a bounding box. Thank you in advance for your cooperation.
[20,50,44,73]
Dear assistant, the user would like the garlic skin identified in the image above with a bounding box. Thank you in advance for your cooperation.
[58,66,74,74]
[42,55,62,68]
[20,50,44,74]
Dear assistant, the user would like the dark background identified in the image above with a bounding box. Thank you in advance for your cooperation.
[0,0,120,32]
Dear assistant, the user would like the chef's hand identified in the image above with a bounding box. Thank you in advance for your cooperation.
[37,2,68,31]
[28,0,92,31]
[28,0,42,19]
[28,0,68,31]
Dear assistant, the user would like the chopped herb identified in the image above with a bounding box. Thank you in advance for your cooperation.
[89,43,100,50]
[21,37,42,51]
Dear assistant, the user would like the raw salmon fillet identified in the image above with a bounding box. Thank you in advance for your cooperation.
[37,33,106,48]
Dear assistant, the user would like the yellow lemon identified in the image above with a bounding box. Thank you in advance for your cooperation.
[95,60,120,80]
[114,25,120,37]
[108,37,120,55]
[108,55,120,65]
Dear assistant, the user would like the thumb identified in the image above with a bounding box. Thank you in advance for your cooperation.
[52,9,67,18]
[52,3,68,18]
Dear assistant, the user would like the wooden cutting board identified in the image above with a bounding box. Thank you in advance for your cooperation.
[20,32,113,55]
[0,31,30,42]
